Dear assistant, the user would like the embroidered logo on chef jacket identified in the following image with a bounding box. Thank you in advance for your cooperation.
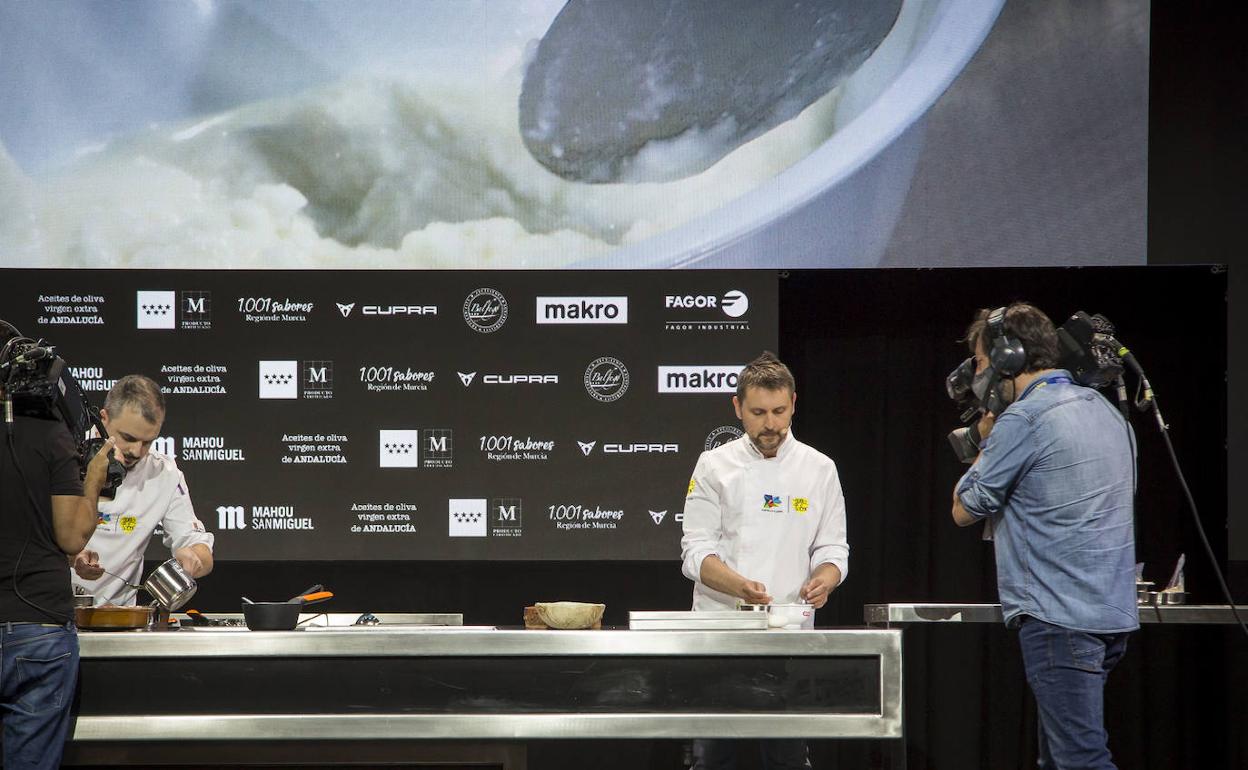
[686,478,696,496]
[792,497,810,514]
[120,516,137,533]
[95,512,118,532]
[762,494,786,512]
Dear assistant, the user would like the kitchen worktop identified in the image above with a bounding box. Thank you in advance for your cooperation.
[863,602,1248,626]
[69,624,903,753]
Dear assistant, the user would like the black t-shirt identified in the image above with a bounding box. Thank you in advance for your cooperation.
[0,415,83,622]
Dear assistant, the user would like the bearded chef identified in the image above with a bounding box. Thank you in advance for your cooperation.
[70,375,214,604]
[679,351,849,770]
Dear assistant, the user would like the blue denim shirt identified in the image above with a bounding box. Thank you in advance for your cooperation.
[957,371,1139,633]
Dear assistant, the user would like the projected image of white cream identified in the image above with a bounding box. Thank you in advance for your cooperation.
[1,73,842,268]
[0,0,962,269]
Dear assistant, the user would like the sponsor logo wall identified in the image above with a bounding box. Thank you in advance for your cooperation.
[2,271,777,560]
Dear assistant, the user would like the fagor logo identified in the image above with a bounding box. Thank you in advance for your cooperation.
[536,296,628,324]
[658,366,743,393]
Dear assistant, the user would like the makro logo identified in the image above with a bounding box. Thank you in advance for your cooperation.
[136,291,175,329]
[449,498,488,537]
[584,357,630,402]
[705,425,745,450]
[463,288,508,333]
[536,296,628,324]
[663,290,749,317]
[658,365,743,393]
[603,443,679,454]
[217,505,246,530]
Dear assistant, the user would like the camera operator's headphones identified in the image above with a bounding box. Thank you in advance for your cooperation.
[986,306,1027,378]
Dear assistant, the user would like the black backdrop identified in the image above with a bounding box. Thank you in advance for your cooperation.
[188,265,1237,768]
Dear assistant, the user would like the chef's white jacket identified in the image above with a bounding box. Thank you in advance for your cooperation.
[680,432,848,612]
[72,450,214,605]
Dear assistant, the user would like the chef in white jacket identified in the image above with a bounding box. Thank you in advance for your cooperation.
[70,375,214,605]
[680,351,848,769]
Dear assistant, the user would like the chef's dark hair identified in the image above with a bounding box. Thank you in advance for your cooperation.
[737,351,795,400]
[965,302,1061,374]
[103,374,166,423]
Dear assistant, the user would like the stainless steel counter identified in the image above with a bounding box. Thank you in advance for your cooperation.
[864,602,1248,627]
[70,627,904,744]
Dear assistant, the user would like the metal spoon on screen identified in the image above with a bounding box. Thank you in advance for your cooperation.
[519,0,902,184]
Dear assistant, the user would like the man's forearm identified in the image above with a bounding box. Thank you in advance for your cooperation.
[698,555,746,598]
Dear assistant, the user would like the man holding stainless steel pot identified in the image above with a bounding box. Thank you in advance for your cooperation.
[0,361,114,768]
[680,352,849,770]
[68,375,215,605]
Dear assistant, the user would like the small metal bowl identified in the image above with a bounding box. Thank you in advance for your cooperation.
[1154,591,1188,605]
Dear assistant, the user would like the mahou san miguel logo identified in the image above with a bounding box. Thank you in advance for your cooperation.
[463,288,508,333]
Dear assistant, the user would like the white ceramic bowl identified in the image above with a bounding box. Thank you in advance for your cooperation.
[766,603,815,630]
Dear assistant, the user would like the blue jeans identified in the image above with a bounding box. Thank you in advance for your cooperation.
[0,622,80,770]
[1017,616,1129,770]
[691,739,811,770]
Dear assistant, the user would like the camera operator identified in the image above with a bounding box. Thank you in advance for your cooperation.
[1,384,112,769]
[950,303,1137,770]
[69,375,214,604]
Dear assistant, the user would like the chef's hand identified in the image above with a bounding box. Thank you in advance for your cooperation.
[800,564,843,609]
[174,546,205,577]
[72,550,104,580]
[739,579,773,605]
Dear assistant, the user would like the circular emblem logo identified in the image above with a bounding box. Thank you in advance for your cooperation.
[705,425,744,450]
[584,357,630,402]
[463,288,508,333]
[721,289,749,318]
